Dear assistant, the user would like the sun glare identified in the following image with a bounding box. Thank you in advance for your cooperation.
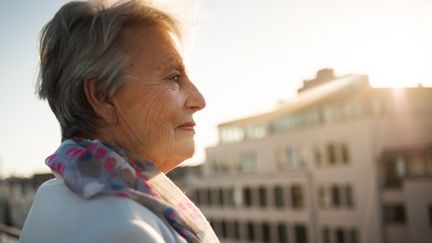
[325,0,432,89]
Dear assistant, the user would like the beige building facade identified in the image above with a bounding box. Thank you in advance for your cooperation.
[190,71,432,243]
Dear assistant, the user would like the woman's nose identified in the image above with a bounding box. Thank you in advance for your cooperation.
[186,81,206,112]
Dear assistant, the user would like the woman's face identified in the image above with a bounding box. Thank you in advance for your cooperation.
[112,26,205,173]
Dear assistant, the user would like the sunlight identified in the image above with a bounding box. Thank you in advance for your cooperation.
[355,8,432,88]
[366,38,432,88]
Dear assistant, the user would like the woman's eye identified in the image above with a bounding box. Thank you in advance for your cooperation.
[168,71,181,83]
[170,74,180,82]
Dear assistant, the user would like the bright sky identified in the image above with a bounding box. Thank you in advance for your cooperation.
[1,0,431,177]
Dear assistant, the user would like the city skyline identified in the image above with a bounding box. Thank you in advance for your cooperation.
[1,0,432,177]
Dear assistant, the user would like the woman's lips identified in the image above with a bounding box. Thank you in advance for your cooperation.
[176,121,196,131]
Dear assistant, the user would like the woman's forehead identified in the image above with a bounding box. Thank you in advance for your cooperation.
[124,26,184,72]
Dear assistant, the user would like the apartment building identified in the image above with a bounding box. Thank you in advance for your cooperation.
[189,70,432,243]
[0,173,53,229]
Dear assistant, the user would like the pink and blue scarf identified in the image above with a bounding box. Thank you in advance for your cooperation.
[45,138,218,243]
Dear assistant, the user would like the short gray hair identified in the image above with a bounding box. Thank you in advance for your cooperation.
[37,0,181,140]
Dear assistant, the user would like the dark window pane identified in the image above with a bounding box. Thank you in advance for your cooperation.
[345,185,354,208]
[262,222,271,242]
[274,186,285,208]
[294,224,308,243]
[327,144,336,164]
[234,221,240,240]
[277,223,288,243]
[394,205,406,223]
[200,189,209,206]
[291,184,304,209]
[221,220,227,238]
[247,221,255,241]
[322,227,330,243]
[259,186,267,207]
[384,204,406,224]
[212,219,220,237]
[350,228,359,243]
[195,189,201,205]
[341,143,350,164]
[331,185,341,207]
[207,188,212,206]
[211,188,219,207]
[243,187,252,207]
[383,159,402,188]
[335,228,344,243]
[218,188,224,207]
[227,187,235,207]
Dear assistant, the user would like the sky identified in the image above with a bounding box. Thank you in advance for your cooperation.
[1,0,432,177]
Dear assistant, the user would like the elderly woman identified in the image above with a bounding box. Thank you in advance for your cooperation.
[19,1,218,242]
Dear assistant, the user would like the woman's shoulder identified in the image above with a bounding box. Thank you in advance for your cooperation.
[20,177,185,243]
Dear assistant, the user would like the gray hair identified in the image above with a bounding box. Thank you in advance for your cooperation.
[37,0,181,140]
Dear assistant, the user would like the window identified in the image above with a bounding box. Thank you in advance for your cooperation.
[206,188,212,206]
[221,220,227,239]
[349,228,359,243]
[211,188,219,207]
[384,204,406,224]
[194,189,201,205]
[243,187,252,207]
[335,228,345,243]
[220,127,244,144]
[324,104,342,122]
[294,224,308,243]
[344,185,354,208]
[262,222,271,243]
[245,124,268,139]
[242,153,257,173]
[234,221,240,240]
[274,186,285,208]
[199,188,209,206]
[383,159,402,188]
[246,221,255,241]
[341,143,350,164]
[331,185,341,207]
[259,186,267,207]
[318,186,330,208]
[291,184,304,209]
[276,147,304,170]
[288,148,303,169]
[277,223,288,243]
[233,186,243,208]
[322,227,331,243]
[218,188,224,207]
[396,157,407,177]
[314,145,323,167]
[211,219,220,237]
[227,187,235,207]
[327,144,336,165]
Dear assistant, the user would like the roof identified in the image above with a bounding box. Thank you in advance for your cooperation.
[218,74,370,128]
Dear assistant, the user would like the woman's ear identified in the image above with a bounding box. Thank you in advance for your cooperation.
[83,79,116,125]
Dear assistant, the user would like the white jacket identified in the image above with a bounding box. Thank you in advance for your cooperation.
[19,178,186,243]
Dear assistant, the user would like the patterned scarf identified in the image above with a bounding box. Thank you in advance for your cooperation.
[45,138,219,243]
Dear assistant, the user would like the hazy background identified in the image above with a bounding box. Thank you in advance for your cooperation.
[1,0,432,177]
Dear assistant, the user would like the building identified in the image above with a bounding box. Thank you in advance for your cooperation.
[0,173,53,229]
[189,70,432,243]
